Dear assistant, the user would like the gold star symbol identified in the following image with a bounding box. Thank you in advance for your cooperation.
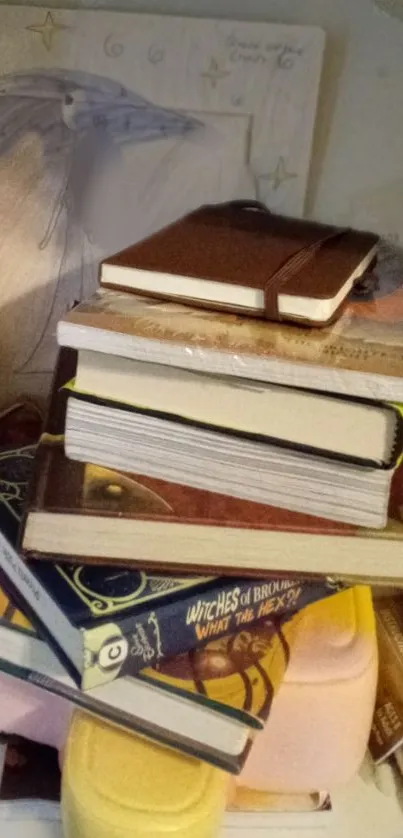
[201,58,231,89]
[26,11,71,52]
[259,157,298,192]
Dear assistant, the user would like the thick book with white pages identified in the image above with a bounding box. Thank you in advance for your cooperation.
[22,429,403,580]
[21,349,403,580]
[65,392,397,530]
[74,350,403,469]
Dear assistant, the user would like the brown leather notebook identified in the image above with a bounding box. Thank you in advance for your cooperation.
[100,201,379,327]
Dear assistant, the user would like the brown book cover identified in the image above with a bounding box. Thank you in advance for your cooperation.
[369,596,403,763]
[20,352,403,577]
[23,439,403,551]
[59,242,403,397]
[101,201,378,326]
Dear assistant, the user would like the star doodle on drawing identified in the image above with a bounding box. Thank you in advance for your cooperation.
[259,157,298,192]
[201,57,231,89]
[26,11,72,52]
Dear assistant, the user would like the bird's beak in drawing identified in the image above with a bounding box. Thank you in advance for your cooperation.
[184,120,228,152]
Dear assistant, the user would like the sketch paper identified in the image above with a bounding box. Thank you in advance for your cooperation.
[0,7,324,404]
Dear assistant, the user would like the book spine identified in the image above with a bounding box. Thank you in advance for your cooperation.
[21,348,80,524]
[0,656,241,774]
[369,598,403,763]
[83,577,342,690]
[0,531,82,680]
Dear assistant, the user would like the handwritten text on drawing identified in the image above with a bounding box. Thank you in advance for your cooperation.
[226,33,304,69]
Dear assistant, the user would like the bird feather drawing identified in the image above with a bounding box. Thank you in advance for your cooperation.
[0,68,212,398]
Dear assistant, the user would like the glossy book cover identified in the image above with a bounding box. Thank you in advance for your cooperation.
[60,243,403,388]
[0,576,295,773]
[2,526,341,690]
[140,617,295,728]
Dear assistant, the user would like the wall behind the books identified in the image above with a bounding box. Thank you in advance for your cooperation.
[2,0,399,241]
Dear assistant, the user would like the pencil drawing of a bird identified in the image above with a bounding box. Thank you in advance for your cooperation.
[0,68,205,382]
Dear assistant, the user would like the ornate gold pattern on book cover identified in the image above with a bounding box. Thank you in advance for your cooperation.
[57,563,210,617]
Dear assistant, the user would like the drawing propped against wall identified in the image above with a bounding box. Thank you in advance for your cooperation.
[0,7,324,406]
[0,68,255,403]
[0,70,208,379]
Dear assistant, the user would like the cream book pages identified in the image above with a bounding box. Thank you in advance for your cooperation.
[0,6,324,405]
[75,351,398,464]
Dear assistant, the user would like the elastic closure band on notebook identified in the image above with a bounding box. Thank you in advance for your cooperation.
[213,201,349,322]
[264,228,348,321]
[225,201,349,322]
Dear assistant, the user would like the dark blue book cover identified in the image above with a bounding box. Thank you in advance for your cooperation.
[31,561,215,628]
[0,445,36,545]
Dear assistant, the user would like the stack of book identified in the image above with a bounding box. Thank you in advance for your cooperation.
[1,200,403,833]
[0,440,340,766]
[51,203,403,580]
[0,441,338,833]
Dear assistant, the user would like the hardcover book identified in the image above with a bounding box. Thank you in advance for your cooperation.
[0,458,294,773]
[0,576,295,773]
[4,551,339,692]
[64,387,401,529]
[58,243,403,402]
[23,416,403,580]
[0,441,341,691]
[100,201,378,326]
[70,352,403,470]
[369,595,403,763]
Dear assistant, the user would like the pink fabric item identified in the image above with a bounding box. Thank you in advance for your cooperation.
[239,586,378,793]
[0,672,72,749]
